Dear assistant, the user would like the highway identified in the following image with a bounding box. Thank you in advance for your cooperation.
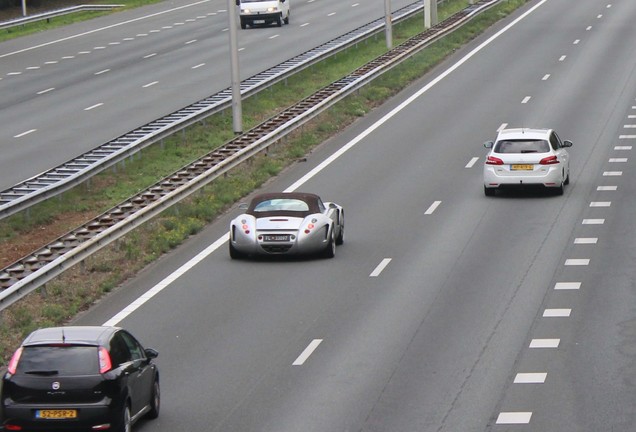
[0,0,415,190]
[37,0,636,430]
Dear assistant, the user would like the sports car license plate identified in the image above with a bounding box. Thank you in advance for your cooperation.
[36,409,77,419]
[511,164,533,171]
[263,234,290,242]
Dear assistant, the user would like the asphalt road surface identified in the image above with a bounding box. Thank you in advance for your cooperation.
[61,0,636,430]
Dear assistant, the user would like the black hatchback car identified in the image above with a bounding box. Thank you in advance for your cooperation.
[1,326,159,432]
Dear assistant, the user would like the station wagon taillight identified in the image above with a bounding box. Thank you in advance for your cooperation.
[486,156,504,165]
[7,347,23,374]
[98,347,112,373]
[539,155,559,165]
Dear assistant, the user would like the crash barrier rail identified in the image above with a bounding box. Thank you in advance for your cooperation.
[0,0,426,220]
[0,4,124,30]
[0,0,499,312]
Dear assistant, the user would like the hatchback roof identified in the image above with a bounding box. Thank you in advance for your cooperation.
[496,128,552,140]
[22,326,119,347]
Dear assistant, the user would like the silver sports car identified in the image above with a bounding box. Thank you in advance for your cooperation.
[229,192,344,259]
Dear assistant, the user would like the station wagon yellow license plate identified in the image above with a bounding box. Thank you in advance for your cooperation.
[36,409,77,419]
[511,164,533,171]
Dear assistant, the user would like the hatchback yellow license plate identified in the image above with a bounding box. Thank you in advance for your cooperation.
[511,164,533,171]
[36,409,77,419]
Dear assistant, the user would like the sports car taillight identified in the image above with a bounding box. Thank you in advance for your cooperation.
[304,223,315,234]
[242,224,250,234]
[540,155,559,165]
[486,156,504,165]
[7,347,23,374]
[99,347,112,373]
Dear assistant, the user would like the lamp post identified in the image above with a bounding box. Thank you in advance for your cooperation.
[425,0,438,29]
[384,0,392,49]
[227,0,243,134]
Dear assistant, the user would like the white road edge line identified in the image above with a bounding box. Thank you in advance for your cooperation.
[293,339,323,365]
[370,258,392,277]
[103,0,552,326]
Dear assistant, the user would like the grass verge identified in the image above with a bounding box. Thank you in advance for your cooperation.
[0,0,528,361]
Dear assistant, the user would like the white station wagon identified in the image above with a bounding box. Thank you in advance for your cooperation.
[483,128,572,196]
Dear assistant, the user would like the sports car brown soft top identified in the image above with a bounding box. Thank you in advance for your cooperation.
[246,192,325,218]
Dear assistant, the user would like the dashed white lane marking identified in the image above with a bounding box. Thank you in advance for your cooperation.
[559,55,567,61]
[465,157,479,168]
[45,61,58,64]
[614,146,632,150]
[582,219,604,224]
[597,14,603,19]
[37,88,55,95]
[542,74,550,80]
[425,201,441,215]
[143,81,158,88]
[565,259,589,266]
[573,39,580,44]
[300,22,310,27]
[603,171,622,176]
[619,135,636,139]
[192,63,205,69]
[624,125,636,128]
[26,66,40,70]
[7,72,21,75]
[496,412,532,424]
[94,69,110,75]
[574,238,597,244]
[269,34,280,40]
[529,339,560,348]
[544,308,571,317]
[14,129,36,138]
[327,12,336,16]
[370,259,392,277]
[586,25,592,30]
[555,282,581,290]
[609,158,628,162]
[144,53,157,59]
[352,2,359,6]
[84,103,104,111]
[597,186,617,191]
[514,373,547,383]
[109,42,120,46]
[521,96,531,104]
[629,115,636,119]
[293,339,323,365]
[590,201,611,207]
[498,123,508,132]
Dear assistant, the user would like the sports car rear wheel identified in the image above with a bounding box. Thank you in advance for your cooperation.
[322,230,336,258]
[335,213,344,245]
[229,242,245,259]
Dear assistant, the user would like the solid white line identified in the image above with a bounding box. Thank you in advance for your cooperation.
[582,219,604,224]
[565,259,589,266]
[597,186,617,191]
[293,339,323,365]
[514,372,547,383]
[555,282,581,290]
[103,0,552,326]
[496,412,532,424]
[103,234,229,326]
[574,238,597,244]
[465,157,479,168]
[543,308,571,317]
[529,339,560,348]
[14,129,36,138]
[370,258,392,277]
[425,201,441,215]
[590,201,611,207]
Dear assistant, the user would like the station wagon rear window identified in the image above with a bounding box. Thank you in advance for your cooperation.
[16,346,99,376]
[495,139,550,154]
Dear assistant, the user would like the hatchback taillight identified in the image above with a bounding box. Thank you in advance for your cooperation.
[486,156,504,165]
[7,347,23,375]
[540,155,559,165]
[98,347,112,373]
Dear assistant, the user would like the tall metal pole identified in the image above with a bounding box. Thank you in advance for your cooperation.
[21,0,27,16]
[227,0,243,134]
[424,0,438,29]
[384,0,392,49]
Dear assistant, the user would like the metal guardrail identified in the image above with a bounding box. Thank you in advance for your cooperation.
[0,1,426,220]
[0,0,500,312]
[0,4,124,30]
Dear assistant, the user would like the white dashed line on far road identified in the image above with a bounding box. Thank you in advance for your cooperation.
[370,259,392,277]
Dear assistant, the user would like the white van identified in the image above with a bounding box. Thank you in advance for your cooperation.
[236,0,290,29]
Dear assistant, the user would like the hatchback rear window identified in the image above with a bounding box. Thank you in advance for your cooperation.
[495,139,550,154]
[16,346,99,376]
